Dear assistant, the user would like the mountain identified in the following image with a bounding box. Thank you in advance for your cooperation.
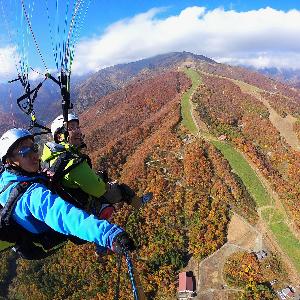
[79,57,300,299]
[244,66,300,88]
[0,110,22,134]
[0,52,215,134]
[80,70,190,167]
[0,79,62,132]
[73,51,216,112]
[1,52,300,299]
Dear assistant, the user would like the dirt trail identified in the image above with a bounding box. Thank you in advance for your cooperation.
[199,70,300,152]
[234,80,300,152]
[189,90,208,134]
[196,71,300,241]
[194,213,263,300]
[235,148,300,284]
[231,80,300,239]
[238,148,300,241]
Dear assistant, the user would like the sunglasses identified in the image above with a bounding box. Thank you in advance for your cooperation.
[68,126,81,132]
[17,143,39,157]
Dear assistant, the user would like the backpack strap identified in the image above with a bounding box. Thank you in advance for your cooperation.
[0,181,15,195]
[49,151,73,181]
[49,151,86,182]
[60,156,86,178]
[0,182,31,227]
[81,154,92,168]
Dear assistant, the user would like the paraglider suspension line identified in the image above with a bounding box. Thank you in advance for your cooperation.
[21,0,48,72]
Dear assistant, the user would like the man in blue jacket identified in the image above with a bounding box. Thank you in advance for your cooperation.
[0,128,135,259]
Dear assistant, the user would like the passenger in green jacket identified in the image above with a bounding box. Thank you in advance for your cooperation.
[41,113,140,257]
[41,113,131,220]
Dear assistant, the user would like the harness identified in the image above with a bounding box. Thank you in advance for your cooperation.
[44,149,92,209]
[47,151,87,182]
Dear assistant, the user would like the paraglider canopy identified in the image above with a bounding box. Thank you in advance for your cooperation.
[0,0,92,136]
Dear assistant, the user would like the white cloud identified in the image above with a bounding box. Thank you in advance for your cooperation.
[28,68,46,81]
[0,45,51,82]
[0,46,19,82]
[71,6,300,74]
[217,52,300,70]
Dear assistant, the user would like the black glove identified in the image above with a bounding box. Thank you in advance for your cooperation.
[118,183,136,204]
[103,182,123,204]
[112,232,136,254]
[97,170,109,183]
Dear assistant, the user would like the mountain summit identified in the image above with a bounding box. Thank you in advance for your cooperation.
[74,52,217,112]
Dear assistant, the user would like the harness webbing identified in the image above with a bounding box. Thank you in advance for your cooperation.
[0,182,31,227]
[44,150,89,209]
[48,151,85,182]
[0,181,36,251]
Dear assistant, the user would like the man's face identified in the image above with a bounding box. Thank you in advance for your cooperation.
[67,120,83,146]
[9,138,40,173]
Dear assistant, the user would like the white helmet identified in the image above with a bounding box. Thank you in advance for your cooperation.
[50,113,79,137]
[0,128,33,162]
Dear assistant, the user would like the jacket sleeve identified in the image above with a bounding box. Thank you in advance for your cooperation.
[13,183,123,249]
[65,160,106,198]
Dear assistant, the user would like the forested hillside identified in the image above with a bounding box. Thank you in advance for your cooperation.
[74,52,215,112]
[0,53,299,299]
[1,69,260,299]
[0,52,215,132]
[193,73,300,230]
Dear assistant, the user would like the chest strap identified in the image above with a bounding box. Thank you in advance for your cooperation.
[49,151,86,182]
[0,182,31,227]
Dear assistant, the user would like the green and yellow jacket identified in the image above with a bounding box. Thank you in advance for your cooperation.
[41,142,106,209]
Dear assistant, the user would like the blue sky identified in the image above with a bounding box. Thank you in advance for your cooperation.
[1,0,300,81]
[81,1,300,38]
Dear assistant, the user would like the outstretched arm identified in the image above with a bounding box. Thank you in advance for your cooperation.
[14,183,123,249]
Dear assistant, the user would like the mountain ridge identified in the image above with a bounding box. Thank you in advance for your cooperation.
[73,51,216,112]
[1,51,299,135]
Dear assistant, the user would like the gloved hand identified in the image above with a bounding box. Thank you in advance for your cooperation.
[103,182,123,204]
[112,232,136,254]
[97,170,109,183]
[118,183,136,204]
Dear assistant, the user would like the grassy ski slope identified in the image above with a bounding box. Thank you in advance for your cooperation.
[181,68,201,134]
[213,141,300,273]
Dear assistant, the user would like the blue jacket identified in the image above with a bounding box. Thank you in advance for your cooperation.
[0,169,123,249]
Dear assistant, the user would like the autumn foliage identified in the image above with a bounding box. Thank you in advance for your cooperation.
[0,70,263,300]
[193,73,300,229]
[224,251,287,300]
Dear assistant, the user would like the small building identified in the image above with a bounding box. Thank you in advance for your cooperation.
[178,271,196,300]
[277,290,286,300]
[218,134,227,141]
[254,250,268,261]
[281,286,295,299]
